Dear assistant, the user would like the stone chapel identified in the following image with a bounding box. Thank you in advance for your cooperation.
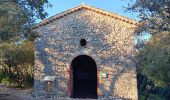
[32,4,138,100]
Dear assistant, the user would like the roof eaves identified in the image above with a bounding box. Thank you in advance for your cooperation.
[32,4,139,30]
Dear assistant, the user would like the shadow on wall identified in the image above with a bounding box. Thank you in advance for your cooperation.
[34,36,68,97]
[34,13,136,99]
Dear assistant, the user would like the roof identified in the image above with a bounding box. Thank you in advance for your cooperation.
[32,4,139,29]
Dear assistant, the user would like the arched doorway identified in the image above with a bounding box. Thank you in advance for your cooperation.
[70,55,97,99]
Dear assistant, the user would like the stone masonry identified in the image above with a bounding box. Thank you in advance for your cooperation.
[33,4,138,100]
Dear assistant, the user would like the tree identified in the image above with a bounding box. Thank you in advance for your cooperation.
[0,0,51,87]
[136,32,170,99]
[136,32,170,87]
[127,0,170,86]
[0,0,51,41]
[126,0,170,99]
[0,41,34,87]
[127,0,170,35]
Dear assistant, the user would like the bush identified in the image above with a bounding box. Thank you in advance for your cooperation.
[139,93,166,100]
[0,40,34,87]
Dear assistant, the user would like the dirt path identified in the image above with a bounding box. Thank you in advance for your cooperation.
[0,84,34,100]
[0,84,120,100]
[0,84,94,100]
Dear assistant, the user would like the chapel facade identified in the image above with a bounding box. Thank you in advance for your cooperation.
[33,4,138,100]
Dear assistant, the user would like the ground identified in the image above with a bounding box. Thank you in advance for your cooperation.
[0,84,114,100]
[0,84,34,100]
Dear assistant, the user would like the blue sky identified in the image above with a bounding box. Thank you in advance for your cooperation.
[38,0,139,22]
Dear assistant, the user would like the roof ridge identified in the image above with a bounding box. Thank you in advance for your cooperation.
[82,4,138,22]
[32,4,139,29]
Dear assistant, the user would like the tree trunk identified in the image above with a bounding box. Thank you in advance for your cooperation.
[141,77,147,92]
[167,92,170,100]
[137,74,145,91]
[144,85,154,100]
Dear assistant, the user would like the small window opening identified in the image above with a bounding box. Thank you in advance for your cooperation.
[80,39,87,46]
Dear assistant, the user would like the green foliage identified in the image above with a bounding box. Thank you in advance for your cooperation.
[137,32,170,87]
[4,41,34,66]
[0,0,51,41]
[126,0,170,99]
[1,76,13,86]
[139,93,166,100]
[126,0,170,87]
[0,0,50,88]
[127,0,170,35]
[0,41,34,87]
[0,69,18,87]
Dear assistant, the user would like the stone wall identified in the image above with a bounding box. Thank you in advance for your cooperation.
[34,8,138,100]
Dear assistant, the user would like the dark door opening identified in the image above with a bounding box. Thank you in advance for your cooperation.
[71,55,97,99]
